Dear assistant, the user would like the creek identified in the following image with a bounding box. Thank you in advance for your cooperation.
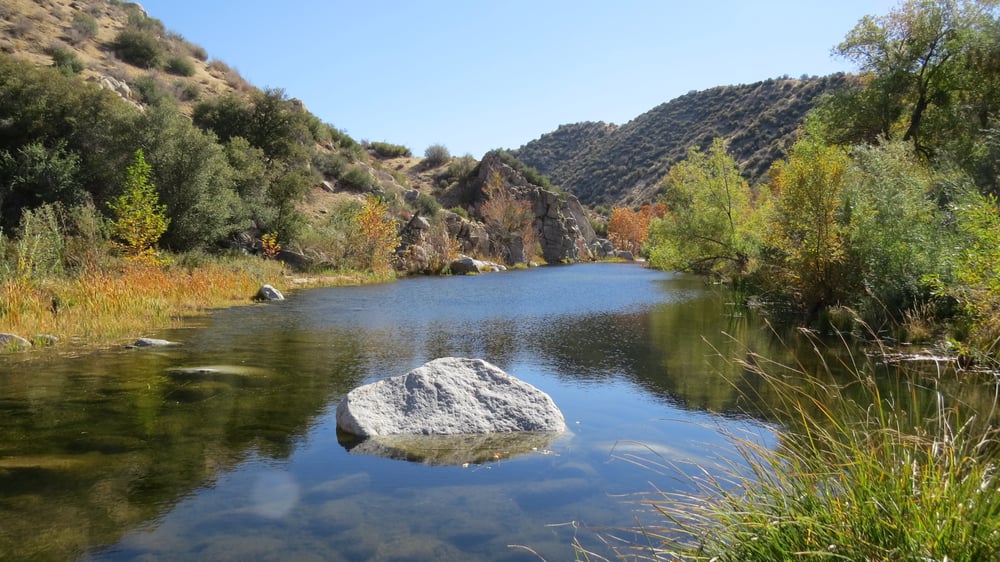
[0,262,985,561]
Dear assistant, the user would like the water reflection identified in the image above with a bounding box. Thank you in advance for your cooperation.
[340,431,563,465]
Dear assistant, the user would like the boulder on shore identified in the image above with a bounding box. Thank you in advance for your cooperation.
[254,284,284,301]
[336,357,566,438]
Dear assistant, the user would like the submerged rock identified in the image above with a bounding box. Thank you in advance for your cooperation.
[336,357,565,438]
[0,333,31,350]
[127,337,179,348]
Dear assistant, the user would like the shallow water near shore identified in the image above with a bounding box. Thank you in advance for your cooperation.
[0,262,975,561]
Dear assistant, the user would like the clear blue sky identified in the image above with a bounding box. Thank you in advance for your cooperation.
[140,0,894,159]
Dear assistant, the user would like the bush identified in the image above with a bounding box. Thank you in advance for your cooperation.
[370,141,411,159]
[339,166,376,192]
[68,12,98,44]
[424,144,451,166]
[112,28,164,68]
[175,81,200,102]
[414,192,441,217]
[164,55,195,77]
[48,45,84,76]
[312,151,348,180]
[133,75,171,106]
[188,43,208,61]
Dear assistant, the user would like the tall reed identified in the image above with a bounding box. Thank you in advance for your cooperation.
[1,257,287,349]
[585,330,1000,561]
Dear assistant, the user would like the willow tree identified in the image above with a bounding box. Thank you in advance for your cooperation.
[647,138,765,277]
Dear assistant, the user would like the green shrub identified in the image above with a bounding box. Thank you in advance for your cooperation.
[164,55,195,77]
[133,75,171,106]
[424,144,451,166]
[15,202,66,279]
[48,45,84,76]
[176,81,200,102]
[449,206,469,219]
[443,155,476,183]
[370,141,411,159]
[339,166,376,192]
[312,151,348,180]
[188,43,208,61]
[68,12,98,44]
[112,28,164,68]
[414,193,441,217]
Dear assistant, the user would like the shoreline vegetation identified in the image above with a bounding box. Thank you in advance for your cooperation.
[0,253,391,354]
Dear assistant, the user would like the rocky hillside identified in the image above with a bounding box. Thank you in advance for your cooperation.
[512,75,851,207]
[0,0,247,113]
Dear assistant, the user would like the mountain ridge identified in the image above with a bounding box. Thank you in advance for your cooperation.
[512,75,851,207]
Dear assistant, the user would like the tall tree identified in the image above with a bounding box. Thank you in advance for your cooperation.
[647,138,764,276]
[834,0,1000,155]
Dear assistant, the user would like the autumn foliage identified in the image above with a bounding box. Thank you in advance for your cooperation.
[607,204,665,255]
[351,195,400,277]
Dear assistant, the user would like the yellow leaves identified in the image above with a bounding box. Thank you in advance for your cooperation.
[353,195,400,276]
[260,232,281,260]
[108,149,169,265]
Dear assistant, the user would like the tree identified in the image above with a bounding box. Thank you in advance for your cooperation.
[607,204,664,255]
[832,0,999,155]
[769,138,853,316]
[646,138,764,276]
[843,140,947,316]
[108,149,169,263]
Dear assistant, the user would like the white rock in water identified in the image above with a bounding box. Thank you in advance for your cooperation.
[336,357,566,437]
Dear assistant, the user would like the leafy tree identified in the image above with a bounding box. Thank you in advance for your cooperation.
[108,149,169,262]
[132,105,242,250]
[608,204,664,255]
[843,140,947,316]
[947,191,1000,349]
[0,141,83,229]
[831,0,1000,156]
[647,138,764,276]
[769,137,853,316]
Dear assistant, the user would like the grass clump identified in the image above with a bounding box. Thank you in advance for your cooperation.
[599,332,1000,561]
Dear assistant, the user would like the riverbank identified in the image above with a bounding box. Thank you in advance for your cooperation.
[0,256,390,354]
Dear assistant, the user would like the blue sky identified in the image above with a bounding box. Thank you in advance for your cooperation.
[140,0,894,159]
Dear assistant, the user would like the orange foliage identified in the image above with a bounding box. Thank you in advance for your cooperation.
[607,204,665,254]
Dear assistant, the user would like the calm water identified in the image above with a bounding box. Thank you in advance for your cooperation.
[0,263,985,561]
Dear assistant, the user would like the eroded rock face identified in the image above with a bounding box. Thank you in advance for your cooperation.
[335,357,566,438]
[476,152,596,263]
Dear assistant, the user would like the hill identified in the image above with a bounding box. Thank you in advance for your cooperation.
[511,75,850,207]
[0,0,248,113]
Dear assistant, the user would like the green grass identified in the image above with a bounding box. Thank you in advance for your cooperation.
[584,330,1000,561]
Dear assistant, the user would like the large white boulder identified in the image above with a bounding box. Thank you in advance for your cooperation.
[336,357,565,438]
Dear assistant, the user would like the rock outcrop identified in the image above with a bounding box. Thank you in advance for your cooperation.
[476,152,597,263]
[336,357,566,438]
